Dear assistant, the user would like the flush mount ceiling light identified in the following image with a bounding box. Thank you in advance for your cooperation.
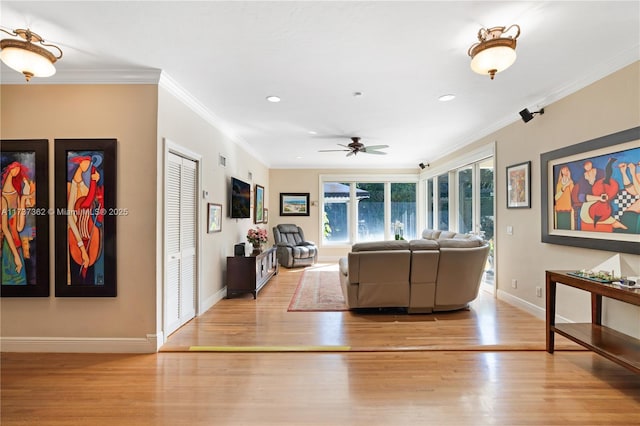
[266,95,281,103]
[0,28,63,81]
[468,24,520,80]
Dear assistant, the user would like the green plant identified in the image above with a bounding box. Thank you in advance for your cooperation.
[323,211,332,238]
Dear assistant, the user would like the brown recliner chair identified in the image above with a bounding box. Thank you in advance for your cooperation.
[272,224,318,268]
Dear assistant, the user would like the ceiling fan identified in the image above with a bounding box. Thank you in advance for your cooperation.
[319,137,388,157]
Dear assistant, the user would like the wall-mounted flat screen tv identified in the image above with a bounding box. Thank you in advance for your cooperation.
[230,177,251,219]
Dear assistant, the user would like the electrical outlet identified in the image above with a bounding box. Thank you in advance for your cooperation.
[536,287,542,297]
[511,279,517,289]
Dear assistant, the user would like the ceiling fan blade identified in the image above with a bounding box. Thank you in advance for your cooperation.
[319,149,350,152]
[346,151,356,157]
[363,145,389,150]
[362,150,387,155]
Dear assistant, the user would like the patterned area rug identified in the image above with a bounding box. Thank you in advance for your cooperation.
[287,266,348,312]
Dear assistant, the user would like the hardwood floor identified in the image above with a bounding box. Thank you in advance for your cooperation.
[162,263,580,352]
[2,264,639,425]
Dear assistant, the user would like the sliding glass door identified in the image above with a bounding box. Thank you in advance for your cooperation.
[426,155,495,287]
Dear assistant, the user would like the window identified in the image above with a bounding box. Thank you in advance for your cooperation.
[356,183,384,241]
[426,178,434,230]
[321,176,418,245]
[391,182,416,240]
[437,173,449,230]
[322,182,351,243]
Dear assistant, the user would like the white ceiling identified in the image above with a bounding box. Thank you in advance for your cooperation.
[2,1,639,169]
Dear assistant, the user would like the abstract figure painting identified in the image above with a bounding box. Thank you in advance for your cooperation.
[55,139,117,297]
[506,161,531,209]
[1,140,50,297]
[541,127,640,254]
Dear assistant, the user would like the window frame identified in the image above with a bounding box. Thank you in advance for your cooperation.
[319,174,419,247]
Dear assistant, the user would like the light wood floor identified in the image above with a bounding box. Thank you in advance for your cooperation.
[2,264,639,425]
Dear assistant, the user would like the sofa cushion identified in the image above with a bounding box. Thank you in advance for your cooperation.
[437,237,484,248]
[409,239,440,250]
[421,229,442,240]
[352,240,410,252]
[437,230,458,239]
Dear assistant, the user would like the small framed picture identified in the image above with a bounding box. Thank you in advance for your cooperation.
[208,203,222,233]
[263,208,269,224]
[280,193,310,216]
[506,161,531,209]
[254,184,264,224]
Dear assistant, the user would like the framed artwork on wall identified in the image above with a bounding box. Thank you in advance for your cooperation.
[280,192,310,216]
[540,126,640,254]
[1,139,50,297]
[54,139,118,297]
[263,208,269,224]
[506,161,531,209]
[208,203,222,233]
[254,184,264,224]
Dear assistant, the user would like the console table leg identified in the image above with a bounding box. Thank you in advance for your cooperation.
[592,294,603,326]
[546,277,556,353]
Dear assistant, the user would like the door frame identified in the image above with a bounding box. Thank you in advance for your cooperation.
[161,138,203,344]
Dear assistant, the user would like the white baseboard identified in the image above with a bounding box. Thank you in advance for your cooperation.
[0,334,159,353]
[496,289,572,323]
[199,286,227,316]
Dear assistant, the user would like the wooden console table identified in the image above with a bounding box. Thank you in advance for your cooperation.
[226,247,278,299]
[546,270,640,374]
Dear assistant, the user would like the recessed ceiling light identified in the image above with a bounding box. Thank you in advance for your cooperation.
[266,95,281,103]
[308,130,318,135]
[438,94,456,102]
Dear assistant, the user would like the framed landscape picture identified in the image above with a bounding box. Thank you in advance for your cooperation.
[280,192,310,216]
[506,161,531,209]
[208,203,222,233]
[1,139,50,297]
[254,184,264,224]
[540,126,640,254]
[54,139,118,297]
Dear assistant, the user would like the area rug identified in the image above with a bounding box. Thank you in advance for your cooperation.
[287,267,348,312]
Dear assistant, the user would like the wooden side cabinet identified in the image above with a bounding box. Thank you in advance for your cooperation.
[226,247,278,299]
[546,270,640,374]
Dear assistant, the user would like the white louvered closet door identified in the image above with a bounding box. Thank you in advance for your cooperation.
[165,152,197,337]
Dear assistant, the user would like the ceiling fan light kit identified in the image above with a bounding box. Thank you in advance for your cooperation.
[468,24,520,80]
[0,28,63,81]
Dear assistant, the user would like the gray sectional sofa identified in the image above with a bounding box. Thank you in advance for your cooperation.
[338,229,490,313]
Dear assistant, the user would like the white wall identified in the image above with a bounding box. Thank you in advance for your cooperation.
[430,62,640,337]
[156,81,270,334]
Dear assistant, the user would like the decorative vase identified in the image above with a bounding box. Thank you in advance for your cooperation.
[251,242,262,256]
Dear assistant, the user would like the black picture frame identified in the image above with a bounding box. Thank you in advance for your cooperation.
[540,126,640,254]
[54,139,118,297]
[279,192,310,216]
[1,139,50,297]
[506,161,531,209]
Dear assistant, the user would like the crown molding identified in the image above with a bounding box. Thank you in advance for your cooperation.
[0,67,162,84]
[158,71,269,167]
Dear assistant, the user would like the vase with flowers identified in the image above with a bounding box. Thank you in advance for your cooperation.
[393,220,404,240]
[247,227,268,255]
